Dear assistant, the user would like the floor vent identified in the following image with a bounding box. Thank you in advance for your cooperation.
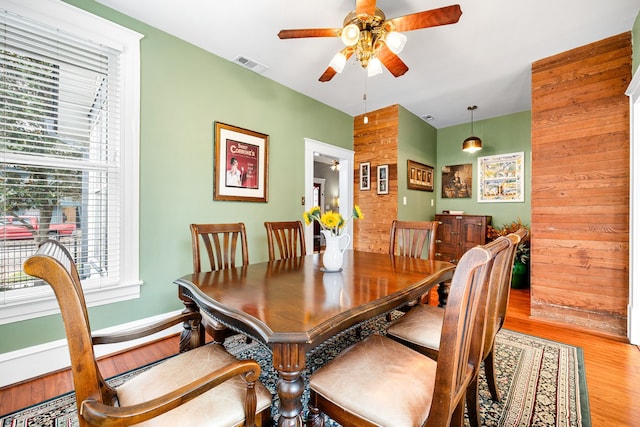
[233,56,269,74]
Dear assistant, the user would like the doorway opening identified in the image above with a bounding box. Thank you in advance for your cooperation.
[304,138,354,253]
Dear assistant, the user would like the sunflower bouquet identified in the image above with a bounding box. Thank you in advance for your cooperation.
[303,205,364,237]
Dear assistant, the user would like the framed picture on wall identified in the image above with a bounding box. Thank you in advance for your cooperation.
[441,163,473,198]
[377,164,389,195]
[407,159,434,192]
[213,122,269,202]
[477,151,525,202]
[359,162,371,190]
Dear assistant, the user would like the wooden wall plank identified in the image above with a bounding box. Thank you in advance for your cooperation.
[353,105,399,254]
[530,32,631,338]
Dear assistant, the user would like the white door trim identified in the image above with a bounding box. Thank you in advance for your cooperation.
[626,68,640,345]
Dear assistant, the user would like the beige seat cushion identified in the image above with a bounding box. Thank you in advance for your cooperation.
[309,334,437,427]
[117,344,272,427]
[386,304,444,351]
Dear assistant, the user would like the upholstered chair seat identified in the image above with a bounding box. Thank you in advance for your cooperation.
[309,334,436,427]
[385,304,444,358]
[117,344,272,426]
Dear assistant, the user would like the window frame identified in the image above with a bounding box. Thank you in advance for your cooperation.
[0,0,143,324]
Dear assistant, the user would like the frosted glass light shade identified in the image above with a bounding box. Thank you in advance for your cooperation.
[367,57,383,77]
[329,52,347,73]
[341,24,360,46]
[386,31,407,54]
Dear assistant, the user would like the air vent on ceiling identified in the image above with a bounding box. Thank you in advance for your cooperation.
[421,114,435,121]
[233,56,269,74]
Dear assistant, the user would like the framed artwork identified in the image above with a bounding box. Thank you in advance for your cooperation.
[359,162,371,190]
[407,159,434,192]
[377,164,389,195]
[441,163,473,198]
[214,122,269,202]
[477,151,525,203]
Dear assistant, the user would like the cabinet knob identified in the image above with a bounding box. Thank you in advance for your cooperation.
[435,239,442,244]
[476,223,483,226]
[435,252,442,257]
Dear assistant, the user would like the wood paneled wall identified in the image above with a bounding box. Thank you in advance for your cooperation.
[530,33,631,338]
[353,105,399,253]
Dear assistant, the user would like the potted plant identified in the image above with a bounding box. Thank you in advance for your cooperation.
[487,218,530,288]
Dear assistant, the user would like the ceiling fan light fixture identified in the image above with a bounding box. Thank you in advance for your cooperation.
[367,57,383,77]
[328,52,347,73]
[385,31,407,54]
[462,105,482,153]
[341,23,360,46]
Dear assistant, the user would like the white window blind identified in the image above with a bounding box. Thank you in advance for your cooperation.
[0,0,142,323]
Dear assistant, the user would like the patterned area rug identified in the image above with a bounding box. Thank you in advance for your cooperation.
[1,314,590,426]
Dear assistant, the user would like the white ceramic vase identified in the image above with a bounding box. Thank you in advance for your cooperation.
[321,230,350,272]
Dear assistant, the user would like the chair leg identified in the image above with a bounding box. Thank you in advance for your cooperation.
[306,403,325,427]
[451,397,466,427]
[484,348,501,401]
[465,377,480,427]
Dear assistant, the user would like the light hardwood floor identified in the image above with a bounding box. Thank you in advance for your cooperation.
[1,289,639,426]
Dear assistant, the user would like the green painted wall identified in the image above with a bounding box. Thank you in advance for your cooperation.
[0,1,352,353]
[634,12,640,74]
[397,106,438,220]
[436,111,532,229]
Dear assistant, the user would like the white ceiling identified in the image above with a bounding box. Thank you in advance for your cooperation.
[97,0,640,128]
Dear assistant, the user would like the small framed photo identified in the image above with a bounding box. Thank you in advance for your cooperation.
[377,164,389,195]
[359,162,371,190]
[214,122,269,202]
[407,160,434,192]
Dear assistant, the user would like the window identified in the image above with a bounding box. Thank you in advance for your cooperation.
[0,0,143,324]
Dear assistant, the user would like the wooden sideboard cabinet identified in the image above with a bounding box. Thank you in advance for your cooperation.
[434,214,492,265]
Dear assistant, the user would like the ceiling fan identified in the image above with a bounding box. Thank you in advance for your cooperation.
[278,0,462,82]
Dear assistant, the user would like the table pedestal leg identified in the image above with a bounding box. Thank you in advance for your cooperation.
[272,343,306,427]
[437,281,450,307]
[178,292,204,352]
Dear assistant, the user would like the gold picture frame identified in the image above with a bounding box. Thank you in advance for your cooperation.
[214,122,269,202]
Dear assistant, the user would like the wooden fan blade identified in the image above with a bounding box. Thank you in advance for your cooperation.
[319,67,338,82]
[377,45,409,77]
[386,4,462,32]
[278,28,341,39]
[356,0,377,17]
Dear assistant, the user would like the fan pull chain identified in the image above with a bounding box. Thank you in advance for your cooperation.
[363,75,369,124]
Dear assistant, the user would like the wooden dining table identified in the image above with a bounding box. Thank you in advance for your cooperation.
[174,250,455,427]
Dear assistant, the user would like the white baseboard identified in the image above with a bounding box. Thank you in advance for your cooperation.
[0,310,183,388]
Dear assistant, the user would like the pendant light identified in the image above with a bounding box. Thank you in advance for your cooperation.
[462,105,482,153]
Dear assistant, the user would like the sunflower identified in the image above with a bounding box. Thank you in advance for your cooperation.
[320,211,342,229]
[302,205,364,236]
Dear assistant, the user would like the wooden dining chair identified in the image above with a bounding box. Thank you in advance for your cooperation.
[389,219,439,259]
[190,223,249,272]
[189,222,249,343]
[264,220,306,261]
[307,238,507,427]
[24,240,272,427]
[386,230,525,427]
[471,228,529,414]
[389,219,439,309]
